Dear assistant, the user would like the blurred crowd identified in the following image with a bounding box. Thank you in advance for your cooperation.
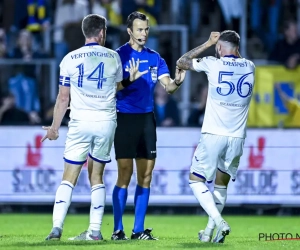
[0,0,299,127]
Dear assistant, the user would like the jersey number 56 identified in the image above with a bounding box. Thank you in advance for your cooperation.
[217,71,253,98]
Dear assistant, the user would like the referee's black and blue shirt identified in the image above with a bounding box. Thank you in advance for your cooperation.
[116,43,170,113]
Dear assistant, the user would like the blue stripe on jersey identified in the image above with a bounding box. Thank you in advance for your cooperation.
[84,42,99,46]
[116,43,170,113]
[59,76,71,87]
[77,64,84,87]
[224,55,239,58]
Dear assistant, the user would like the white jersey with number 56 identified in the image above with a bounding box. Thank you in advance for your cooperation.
[193,56,255,138]
[59,43,123,121]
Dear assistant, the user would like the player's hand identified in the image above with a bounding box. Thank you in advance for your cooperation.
[208,32,220,46]
[126,58,148,81]
[41,126,59,142]
[175,66,186,85]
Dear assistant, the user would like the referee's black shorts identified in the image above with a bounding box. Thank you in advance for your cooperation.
[114,112,157,160]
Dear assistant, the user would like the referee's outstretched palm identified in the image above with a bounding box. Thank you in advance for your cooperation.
[126,58,148,81]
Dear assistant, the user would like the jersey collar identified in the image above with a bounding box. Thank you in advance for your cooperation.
[224,55,239,58]
[84,42,99,46]
[126,42,146,54]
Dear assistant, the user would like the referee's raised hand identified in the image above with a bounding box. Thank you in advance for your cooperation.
[126,58,148,82]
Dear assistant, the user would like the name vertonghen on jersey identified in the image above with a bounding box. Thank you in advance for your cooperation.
[71,52,115,60]
[59,43,123,122]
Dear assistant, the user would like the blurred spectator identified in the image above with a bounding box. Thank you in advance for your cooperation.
[275,83,300,127]
[100,0,122,49]
[0,0,16,55]
[122,0,161,26]
[10,29,47,61]
[178,0,201,35]
[7,29,43,125]
[53,0,89,63]
[11,0,51,51]
[90,0,107,17]
[53,0,122,54]
[154,83,180,127]
[61,0,122,51]
[26,0,50,33]
[187,84,208,127]
[0,28,8,58]
[269,20,300,69]
[250,0,281,52]
[0,92,30,125]
[99,0,122,26]
[218,0,243,32]
[0,28,8,62]
[54,0,112,60]
[8,72,41,124]
[10,29,48,80]
[43,103,70,126]
[0,28,8,96]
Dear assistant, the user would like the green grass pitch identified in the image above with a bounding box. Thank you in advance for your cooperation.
[0,214,300,250]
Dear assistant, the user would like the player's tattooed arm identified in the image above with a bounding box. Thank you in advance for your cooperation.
[176,32,220,71]
[176,43,209,71]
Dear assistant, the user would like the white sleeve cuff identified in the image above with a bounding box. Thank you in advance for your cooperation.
[158,73,170,80]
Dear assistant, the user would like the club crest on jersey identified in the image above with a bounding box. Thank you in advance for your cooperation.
[149,66,158,83]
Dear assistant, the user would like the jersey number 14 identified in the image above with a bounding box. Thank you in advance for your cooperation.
[76,62,107,89]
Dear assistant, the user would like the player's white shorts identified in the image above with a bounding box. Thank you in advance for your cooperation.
[64,119,117,164]
[190,133,244,183]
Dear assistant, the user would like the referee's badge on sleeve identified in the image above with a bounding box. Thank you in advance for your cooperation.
[149,66,158,83]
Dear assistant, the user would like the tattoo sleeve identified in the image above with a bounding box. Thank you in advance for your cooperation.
[176,42,210,70]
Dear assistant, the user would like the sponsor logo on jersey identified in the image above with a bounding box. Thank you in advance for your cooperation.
[149,66,158,83]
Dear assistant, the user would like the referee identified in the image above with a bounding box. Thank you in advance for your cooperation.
[111,11,186,240]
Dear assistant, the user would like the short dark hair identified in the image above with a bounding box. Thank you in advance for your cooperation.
[219,30,240,47]
[126,11,148,30]
[82,14,106,38]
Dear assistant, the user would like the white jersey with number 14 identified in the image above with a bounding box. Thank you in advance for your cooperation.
[193,56,255,138]
[59,43,123,121]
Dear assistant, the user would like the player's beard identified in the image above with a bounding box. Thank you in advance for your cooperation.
[215,50,221,59]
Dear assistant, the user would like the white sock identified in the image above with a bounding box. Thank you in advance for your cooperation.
[189,181,223,226]
[53,180,74,229]
[205,185,227,235]
[89,184,106,232]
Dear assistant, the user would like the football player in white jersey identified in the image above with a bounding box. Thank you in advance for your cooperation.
[177,31,255,243]
[42,14,147,241]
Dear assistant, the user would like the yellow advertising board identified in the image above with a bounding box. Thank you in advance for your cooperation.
[248,65,300,127]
